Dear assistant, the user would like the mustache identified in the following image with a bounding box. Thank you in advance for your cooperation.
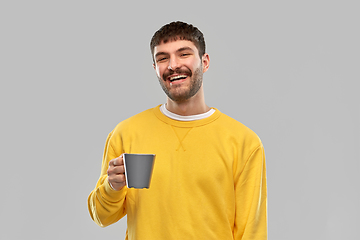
[163,68,192,80]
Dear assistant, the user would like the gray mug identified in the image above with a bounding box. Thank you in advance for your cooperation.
[123,153,156,189]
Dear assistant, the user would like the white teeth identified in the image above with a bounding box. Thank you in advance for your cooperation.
[170,75,187,81]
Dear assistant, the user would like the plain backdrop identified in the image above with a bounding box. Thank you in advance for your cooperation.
[1,1,359,239]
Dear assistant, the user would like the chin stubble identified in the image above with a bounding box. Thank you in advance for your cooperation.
[157,66,203,102]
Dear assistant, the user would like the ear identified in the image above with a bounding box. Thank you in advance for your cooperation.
[202,53,210,73]
[153,63,161,77]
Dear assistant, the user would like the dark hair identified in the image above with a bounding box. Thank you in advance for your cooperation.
[150,21,206,62]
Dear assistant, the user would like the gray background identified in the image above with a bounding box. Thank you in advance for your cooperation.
[1,0,359,239]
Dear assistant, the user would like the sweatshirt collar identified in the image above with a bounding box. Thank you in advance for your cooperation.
[153,105,221,128]
[159,104,216,121]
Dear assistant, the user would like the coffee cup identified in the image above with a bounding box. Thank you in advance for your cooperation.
[123,153,156,189]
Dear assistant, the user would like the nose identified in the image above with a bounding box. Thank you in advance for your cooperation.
[168,56,179,70]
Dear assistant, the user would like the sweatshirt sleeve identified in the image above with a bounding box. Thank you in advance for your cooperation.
[234,143,267,239]
[87,131,127,227]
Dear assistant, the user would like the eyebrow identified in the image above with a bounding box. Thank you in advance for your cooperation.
[177,47,194,53]
[154,47,195,58]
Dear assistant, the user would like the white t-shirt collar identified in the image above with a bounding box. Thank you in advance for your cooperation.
[160,104,215,121]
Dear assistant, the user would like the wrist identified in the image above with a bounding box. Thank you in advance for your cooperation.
[108,181,117,191]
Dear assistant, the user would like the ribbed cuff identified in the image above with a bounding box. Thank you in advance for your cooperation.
[100,178,127,201]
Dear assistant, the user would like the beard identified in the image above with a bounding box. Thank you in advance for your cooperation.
[157,65,203,102]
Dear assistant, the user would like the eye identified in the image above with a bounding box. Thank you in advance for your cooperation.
[156,57,168,63]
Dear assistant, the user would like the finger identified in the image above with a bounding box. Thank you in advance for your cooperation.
[118,154,124,165]
[109,159,116,168]
[110,174,126,184]
[107,161,125,175]
[113,165,125,174]
[116,174,126,183]
[113,155,125,167]
[109,158,120,168]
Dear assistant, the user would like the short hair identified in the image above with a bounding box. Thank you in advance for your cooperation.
[150,21,206,62]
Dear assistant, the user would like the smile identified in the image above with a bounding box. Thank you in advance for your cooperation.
[169,75,188,82]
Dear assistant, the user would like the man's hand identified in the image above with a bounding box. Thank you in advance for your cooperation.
[107,154,126,191]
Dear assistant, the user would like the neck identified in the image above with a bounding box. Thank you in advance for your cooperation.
[166,86,210,116]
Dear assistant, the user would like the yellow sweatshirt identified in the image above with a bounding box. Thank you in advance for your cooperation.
[88,105,267,239]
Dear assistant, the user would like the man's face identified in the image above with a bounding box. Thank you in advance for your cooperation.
[153,40,209,102]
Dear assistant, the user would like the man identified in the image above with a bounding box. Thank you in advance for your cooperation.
[88,21,267,239]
